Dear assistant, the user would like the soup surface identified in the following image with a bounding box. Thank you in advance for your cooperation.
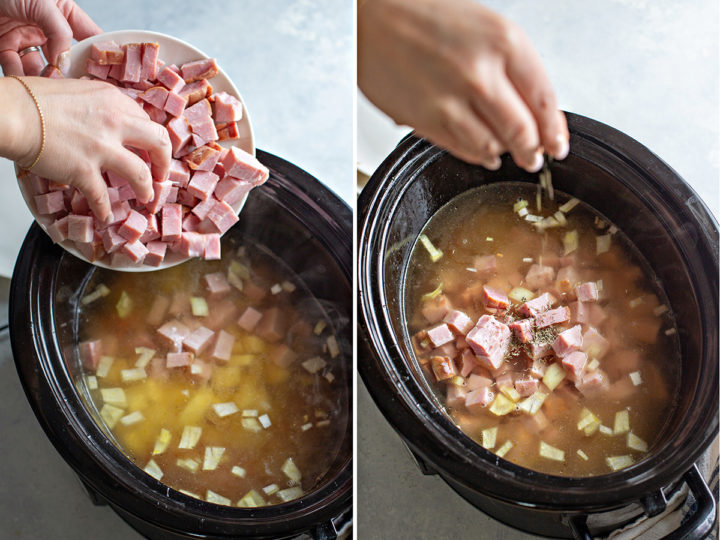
[405,182,679,476]
[76,238,347,506]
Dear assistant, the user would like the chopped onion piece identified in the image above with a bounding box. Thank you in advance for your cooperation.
[324,372,335,383]
[606,455,633,471]
[263,484,279,496]
[190,297,209,317]
[496,440,514,458]
[539,441,565,461]
[242,418,262,432]
[627,432,648,452]
[96,355,114,378]
[419,234,443,262]
[100,404,124,429]
[629,371,643,386]
[521,257,533,263]
[513,199,529,212]
[258,414,272,428]
[301,423,313,431]
[509,286,535,303]
[466,267,477,272]
[231,466,247,478]
[144,459,163,480]
[517,207,529,218]
[121,367,147,383]
[181,389,190,397]
[489,394,515,416]
[116,290,133,318]
[242,409,258,417]
[203,446,226,470]
[559,197,580,213]
[228,260,250,280]
[282,458,302,482]
[629,297,643,308]
[86,375,98,390]
[179,489,200,498]
[101,387,127,408]
[227,271,243,291]
[178,425,202,449]
[587,358,600,371]
[152,428,172,455]
[134,347,155,368]
[486,237,494,242]
[315,419,331,427]
[653,304,669,316]
[327,336,340,358]
[448,376,465,387]
[120,411,144,426]
[237,490,266,508]
[177,458,200,473]
[313,320,327,335]
[421,283,443,302]
[577,449,589,461]
[553,211,567,226]
[270,283,282,295]
[596,234,611,255]
[664,328,677,336]
[599,425,613,436]
[302,356,327,374]
[481,427,497,449]
[614,410,630,434]
[517,392,548,415]
[525,214,541,223]
[277,487,304,502]
[596,279,604,291]
[608,225,618,235]
[563,230,579,255]
[81,284,110,305]
[190,363,202,375]
[577,408,601,435]
[206,490,231,505]
[542,363,567,391]
[281,281,296,292]
[213,402,240,418]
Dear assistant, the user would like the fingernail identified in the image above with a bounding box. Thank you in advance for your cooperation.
[56,50,71,74]
[554,135,570,160]
[485,156,501,171]
[526,152,544,173]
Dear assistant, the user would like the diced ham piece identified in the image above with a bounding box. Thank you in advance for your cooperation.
[26,174,48,195]
[184,144,222,172]
[509,318,534,343]
[221,146,270,185]
[443,310,474,335]
[106,170,129,187]
[161,203,183,242]
[157,65,184,93]
[525,264,555,290]
[256,307,285,342]
[458,349,478,377]
[46,216,69,243]
[139,85,169,109]
[426,324,454,348]
[146,105,167,125]
[34,191,65,214]
[76,240,104,262]
[483,285,509,310]
[183,326,215,355]
[465,386,494,409]
[167,116,192,157]
[518,292,554,317]
[79,339,103,370]
[562,351,588,382]
[121,239,149,263]
[179,79,213,106]
[157,319,190,350]
[117,183,137,202]
[145,181,174,214]
[146,295,170,326]
[108,62,123,80]
[576,369,609,396]
[433,342,457,359]
[514,377,539,397]
[238,307,263,332]
[210,329,235,363]
[120,43,142,82]
[430,356,456,381]
[206,199,238,234]
[190,116,218,145]
[446,385,467,409]
[581,327,610,359]
[177,231,206,257]
[204,272,231,296]
[164,90,187,117]
[168,159,191,188]
[466,373,492,390]
[422,294,452,324]
[181,58,218,83]
[465,315,511,370]
[556,266,580,292]
[530,357,548,378]
[140,42,159,80]
[187,171,219,200]
[144,241,167,266]
[204,299,238,330]
[474,254,497,276]
[67,215,94,243]
[70,190,89,214]
[101,225,125,253]
[216,122,240,141]
[569,301,589,324]
[552,325,583,358]
[588,304,608,327]
[269,344,296,368]
[90,41,124,64]
[109,201,131,225]
[139,214,160,243]
[86,58,110,79]
[166,352,193,368]
[118,209,148,242]
[214,177,252,206]
[575,282,599,303]
[529,341,553,361]
[535,306,570,329]
[212,91,243,122]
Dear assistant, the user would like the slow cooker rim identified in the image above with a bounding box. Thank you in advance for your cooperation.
[358,114,718,511]
[11,150,354,537]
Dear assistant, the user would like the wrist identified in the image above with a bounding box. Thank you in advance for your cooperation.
[0,76,42,166]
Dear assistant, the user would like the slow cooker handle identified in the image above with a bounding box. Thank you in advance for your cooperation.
[569,465,716,540]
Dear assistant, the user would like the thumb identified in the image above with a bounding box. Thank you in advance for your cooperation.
[30,1,73,69]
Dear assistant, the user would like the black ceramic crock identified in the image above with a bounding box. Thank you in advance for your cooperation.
[358,112,718,539]
[10,150,352,539]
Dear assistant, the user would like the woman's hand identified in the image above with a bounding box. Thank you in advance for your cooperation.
[0,0,101,76]
[358,0,568,172]
[5,77,172,222]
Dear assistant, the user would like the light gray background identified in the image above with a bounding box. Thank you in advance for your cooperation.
[358,0,718,539]
[0,0,351,538]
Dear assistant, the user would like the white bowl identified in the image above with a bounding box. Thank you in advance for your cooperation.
[16,29,255,271]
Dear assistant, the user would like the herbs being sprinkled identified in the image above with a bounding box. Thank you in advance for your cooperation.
[533,325,559,346]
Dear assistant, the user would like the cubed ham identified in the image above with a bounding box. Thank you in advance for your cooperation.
[509,318,534,343]
[168,159,191,188]
[474,254,497,276]
[184,144,222,172]
[458,349,478,377]
[221,146,270,185]
[237,306,263,332]
[214,177,252,206]
[446,385,467,409]
[140,42,159,80]
[189,116,218,144]
[161,203,183,242]
[86,58,111,79]
[581,327,610,359]
[518,292,554,317]
[427,324,454,348]
[34,191,65,214]
[433,342,457,359]
[430,356,456,381]
[465,315,511,370]
[187,171,219,200]
[530,357,548,378]
[204,272,231,296]
[139,214,160,243]
[255,307,285,342]
[157,65,184,93]
[556,266,580,292]
[443,310,474,335]
[108,62,123,80]
[422,294,452,324]
[146,295,170,326]
[145,181,174,214]
[101,225,125,253]
[216,121,240,141]
[535,306,570,329]
[26,174,48,195]
[164,90,187,118]
[482,285,509,310]
[514,377,539,397]
[552,324,583,358]
[76,240,104,262]
[210,329,235,363]
[179,79,213,106]
[144,241,167,266]
[106,170,129,187]
[212,91,243,122]
[206,199,238,233]
[120,43,142,82]
[525,264,555,290]
[183,326,215,355]
[269,344,296,368]
[139,85,169,109]
[70,190,90,214]
[45,216,69,243]
[189,359,213,382]
[569,301,589,324]
[183,213,201,232]
[118,209,148,242]
[108,201,131,225]
[466,373,492,390]
[562,351,588,381]
[146,106,167,125]
[588,304,608,327]
[121,239,149,263]
[465,386,494,409]
[117,183,137,202]
[90,41,123,64]
[455,336,468,350]
[79,339,103,370]
[177,231,206,257]
[181,58,218,83]
[575,282,599,302]
[67,215,94,243]
[166,351,193,368]
[157,319,190,350]
[576,369,609,396]
[167,116,192,157]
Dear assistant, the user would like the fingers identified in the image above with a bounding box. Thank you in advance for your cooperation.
[444,104,504,170]
[20,49,44,76]
[64,1,102,40]
[0,49,23,75]
[506,41,569,160]
[104,147,154,204]
[75,170,112,222]
[122,115,172,183]
[30,0,73,68]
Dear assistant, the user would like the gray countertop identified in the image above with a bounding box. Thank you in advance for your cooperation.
[0,0,351,538]
[358,1,718,539]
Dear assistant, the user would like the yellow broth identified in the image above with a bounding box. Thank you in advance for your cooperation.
[404,183,680,476]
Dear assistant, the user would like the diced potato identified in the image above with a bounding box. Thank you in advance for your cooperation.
[606,455,633,471]
[559,197,580,213]
[178,388,214,425]
[577,408,601,436]
[258,414,272,428]
[481,427,497,449]
[206,490,231,505]
[178,426,202,449]
[419,234,443,262]
[121,367,147,383]
[499,385,521,402]
[263,484,279,495]
[629,371,643,386]
[282,458,302,483]
[577,449,589,461]
[517,392,548,415]
[96,356,114,378]
[144,459,163,480]
[489,394,516,416]
[101,387,127,408]
[542,363,567,391]
[231,466,246,478]
[119,411,144,426]
[614,410,630,435]
[190,297,209,317]
[302,357,326,374]
[177,458,200,473]
[229,354,256,367]
[203,446,226,470]
[599,425,613,436]
[509,287,535,303]
[277,487,304,502]
[627,432,648,452]
[539,441,565,462]
[100,404,125,429]
[86,375,98,390]
[270,284,282,295]
[495,440,514,458]
[237,489,265,508]
[212,402,240,418]
[241,418,262,433]
[152,428,172,455]
[116,291,133,318]
[596,234,611,255]
[563,230,578,255]
[327,336,340,358]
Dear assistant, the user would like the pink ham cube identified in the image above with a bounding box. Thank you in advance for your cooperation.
[120,43,142,82]
[146,295,169,326]
[67,215,94,243]
[575,282,599,303]
[166,352,193,368]
[446,385,467,409]
[46,216,69,243]
[238,306,263,331]
[562,351,588,382]
[101,225,125,253]
[474,254,497,276]
[576,369,609,396]
[189,116,218,145]
[212,91,243,123]
[569,301,589,324]
[157,65,184,93]
[581,327,610,359]
[214,177,252,206]
[183,326,215,355]
[79,339,103,370]
[145,181,174,214]
[588,304,608,327]
[518,292,554,317]
[204,272,231,295]
[121,239,149,263]
[34,191,65,214]
[183,213,201,232]
[483,285,509,310]
[430,356,456,381]
[530,357,548,378]
[139,85,169,109]
[466,373,492,390]
[203,233,221,260]
[118,209,148,242]
[144,241,167,266]
[86,58,110,79]
[180,79,213,106]
[535,306,570,329]
[117,183,137,202]
[514,377,539,397]
[139,214,160,243]
[90,41,123,64]
[164,90,187,118]
[465,315,511,370]
[70,190,89,214]
[426,323,454,348]
[269,344,296,368]
[465,386,494,409]
[106,170,129,187]
[458,349,478,377]
[256,308,286,342]
[187,171,219,200]
[177,232,206,257]
[181,58,218,83]
[221,146,270,185]
[168,159,191,188]
[190,198,215,220]
[529,342,552,360]
[184,144,222,172]
[421,294,452,324]
[210,329,235,363]
[206,199,238,233]
[443,310,474,335]
[552,324,583,358]
[167,116,192,157]
[525,264,555,290]
[140,42,159,80]
[556,266,580,292]
[108,201,131,225]
[161,204,182,242]
[509,318,534,343]
[146,104,167,125]
[158,319,190,350]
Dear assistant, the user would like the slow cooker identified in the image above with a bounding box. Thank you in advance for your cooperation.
[10,151,352,539]
[358,113,718,539]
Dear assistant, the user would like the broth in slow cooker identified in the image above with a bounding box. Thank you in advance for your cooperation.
[77,241,347,506]
[404,183,680,477]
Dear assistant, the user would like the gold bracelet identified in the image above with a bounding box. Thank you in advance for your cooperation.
[8,75,45,170]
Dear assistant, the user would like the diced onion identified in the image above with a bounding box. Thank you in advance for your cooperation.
[134,347,155,368]
[242,409,258,417]
[241,418,262,432]
[101,387,127,408]
[100,404,124,429]
[517,392,548,415]
[281,281,296,292]
[152,428,172,455]
[486,237,494,242]
[596,279,604,291]
[206,490,231,505]
[327,336,340,358]
[608,225,618,235]
[231,466,246,478]
[119,411,144,426]
[596,234,611,255]
[559,198,580,213]
[421,283,443,302]
[496,440,514,458]
[599,425,613,436]
[521,257,533,263]
[212,402,240,418]
[539,441,565,462]
[627,432,648,452]
[228,260,250,280]
[190,297,209,317]
[270,283,283,295]
[302,357,327,374]
[301,423,313,431]
[282,458,302,482]
[277,487,304,502]
[315,419,331,428]
[653,305,669,316]
[509,287,535,303]
[96,355,114,378]
[203,446,226,470]
[81,284,110,305]
[513,199,528,212]
[664,328,677,336]
[258,414,272,428]
[419,234,443,262]
[481,427,498,449]
[121,367,147,383]
[263,484,279,496]
[577,449,589,461]
[606,455,633,471]
[237,490,266,508]
[116,291,133,318]
[577,408,601,435]
[542,363,567,391]
[629,297,643,308]
[324,372,335,383]
[227,271,243,291]
[553,211,567,226]
[563,230,579,255]
[86,375,98,390]
[313,320,327,335]
[143,459,163,480]
[178,425,202,449]
[517,207,529,218]
[177,458,200,473]
[614,410,630,434]
[629,371,643,386]
[525,214,541,223]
